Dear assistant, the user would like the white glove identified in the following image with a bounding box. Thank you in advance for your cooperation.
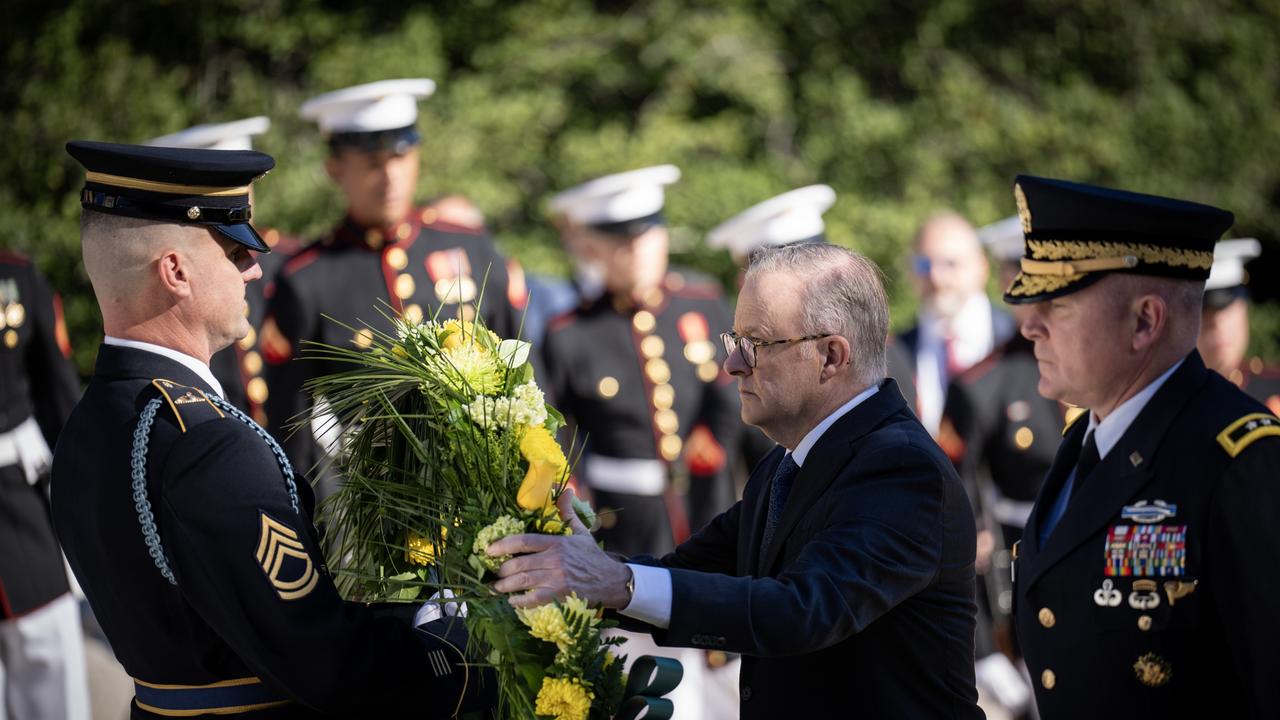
[413,588,468,627]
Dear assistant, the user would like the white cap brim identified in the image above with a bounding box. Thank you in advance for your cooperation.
[707,185,836,256]
[299,79,436,134]
[146,116,271,151]
[977,215,1025,262]
[548,165,682,226]
[1206,238,1261,291]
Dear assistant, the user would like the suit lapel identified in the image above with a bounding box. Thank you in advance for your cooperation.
[743,447,785,575]
[1022,353,1208,590]
[757,380,909,574]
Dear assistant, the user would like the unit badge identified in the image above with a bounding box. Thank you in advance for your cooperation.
[256,512,319,601]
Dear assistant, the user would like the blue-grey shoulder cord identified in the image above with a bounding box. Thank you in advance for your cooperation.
[131,393,301,586]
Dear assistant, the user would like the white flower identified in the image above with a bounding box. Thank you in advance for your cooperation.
[465,380,547,431]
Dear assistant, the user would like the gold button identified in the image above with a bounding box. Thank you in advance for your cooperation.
[1014,426,1035,450]
[461,305,477,321]
[598,376,619,399]
[655,409,679,435]
[1137,615,1153,632]
[644,288,664,307]
[435,277,478,304]
[0,309,6,330]
[652,384,675,410]
[353,329,374,349]
[645,358,671,385]
[5,303,25,328]
[1041,669,1055,689]
[633,311,656,333]
[3,329,17,348]
[666,273,686,292]
[420,208,438,224]
[683,340,715,365]
[385,247,409,270]
[395,222,412,241]
[247,377,269,404]
[1038,607,1055,628]
[365,229,384,249]
[395,273,416,300]
[239,326,257,351]
[659,434,683,461]
[640,335,665,358]
[697,361,720,383]
[1250,356,1264,374]
[1229,369,1244,386]
[242,351,263,376]
[403,304,424,325]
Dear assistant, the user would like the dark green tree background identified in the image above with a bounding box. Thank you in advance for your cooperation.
[5,0,1279,374]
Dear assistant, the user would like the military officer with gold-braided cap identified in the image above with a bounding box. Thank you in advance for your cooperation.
[1004,175,1280,718]
[147,116,303,426]
[263,79,524,488]
[541,165,744,559]
[52,140,493,718]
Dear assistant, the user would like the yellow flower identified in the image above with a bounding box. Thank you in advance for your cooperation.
[603,651,617,670]
[515,603,573,651]
[559,593,600,630]
[534,677,594,720]
[440,319,499,351]
[405,527,447,566]
[517,425,567,511]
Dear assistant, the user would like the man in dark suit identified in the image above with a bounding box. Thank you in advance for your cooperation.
[1005,175,1280,717]
[51,141,491,718]
[489,242,982,718]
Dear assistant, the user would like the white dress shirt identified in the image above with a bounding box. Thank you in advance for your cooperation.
[103,336,225,399]
[621,383,880,629]
[914,293,996,436]
[1085,358,1184,459]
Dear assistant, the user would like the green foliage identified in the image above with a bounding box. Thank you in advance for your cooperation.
[4,0,1280,375]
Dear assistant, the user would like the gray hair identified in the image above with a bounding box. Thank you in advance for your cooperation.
[745,243,889,385]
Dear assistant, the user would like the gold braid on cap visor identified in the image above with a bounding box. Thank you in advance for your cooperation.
[1006,239,1215,298]
[84,171,250,197]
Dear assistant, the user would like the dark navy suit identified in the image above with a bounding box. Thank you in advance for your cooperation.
[628,379,983,719]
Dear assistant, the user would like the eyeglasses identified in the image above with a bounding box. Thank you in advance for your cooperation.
[720,331,831,368]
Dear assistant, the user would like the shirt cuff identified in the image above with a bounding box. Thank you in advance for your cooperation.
[619,563,672,630]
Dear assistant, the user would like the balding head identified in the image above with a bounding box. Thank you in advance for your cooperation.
[80,209,261,362]
[911,211,988,318]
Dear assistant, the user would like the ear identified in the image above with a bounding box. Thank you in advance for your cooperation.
[156,249,193,299]
[1131,293,1167,352]
[818,335,852,381]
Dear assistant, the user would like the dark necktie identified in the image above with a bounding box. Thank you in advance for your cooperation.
[760,453,800,558]
[1039,430,1098,544]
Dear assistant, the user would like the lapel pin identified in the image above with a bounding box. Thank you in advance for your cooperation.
[1129,451,1143,467]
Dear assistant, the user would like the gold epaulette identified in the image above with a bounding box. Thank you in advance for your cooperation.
[1216,412,1280,458]
[151,379,225,433]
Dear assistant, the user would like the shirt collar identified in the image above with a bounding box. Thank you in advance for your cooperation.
[791,383,880,466]
[103,336,225,398]
[1086,357,1184,459]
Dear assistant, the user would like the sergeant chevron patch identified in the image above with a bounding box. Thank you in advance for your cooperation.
[1216,413,1280,458]
[255,512,318,601]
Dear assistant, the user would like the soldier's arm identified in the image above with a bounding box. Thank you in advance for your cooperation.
[1207,425,1280,717]
[155,418,489,715]
[25,264,81,446]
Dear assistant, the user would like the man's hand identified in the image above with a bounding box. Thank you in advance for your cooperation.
[488,489,633,609]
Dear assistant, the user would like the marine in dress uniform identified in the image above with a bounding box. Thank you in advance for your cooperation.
[0,252,90,718]
[52,141,490,718]
[147,117,303,426]
[1004,175,1280,718]
[542,166,743,559]
[262,80,523,486]
[1197,238,1280,414]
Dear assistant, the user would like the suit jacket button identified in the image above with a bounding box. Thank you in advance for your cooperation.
[741,685,752,702]
[1041,669,1056,690]
[1038,607,1056,628]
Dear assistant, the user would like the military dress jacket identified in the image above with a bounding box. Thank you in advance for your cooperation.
[1013,351,1280,718]
[628,380,983,719]
[541,271,743,542]
[262,209,521,479]
[0,252,80,618]
[51,345,485,718]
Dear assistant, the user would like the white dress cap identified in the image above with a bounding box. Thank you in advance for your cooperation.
[1206,238,1261,291]
[299,79,437,134]
[976,215,1025,262]
[548,165,681,226]
[146,116,271,151]
[707,185,836,256]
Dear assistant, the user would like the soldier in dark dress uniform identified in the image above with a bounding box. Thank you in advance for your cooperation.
[147,116,304,426]
[542,165,743,558]
[0,252,89,717]
[1197,237,1280,414]
[263,80,523,487]
[1004,175,1280,718]
[52,140,491,718]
